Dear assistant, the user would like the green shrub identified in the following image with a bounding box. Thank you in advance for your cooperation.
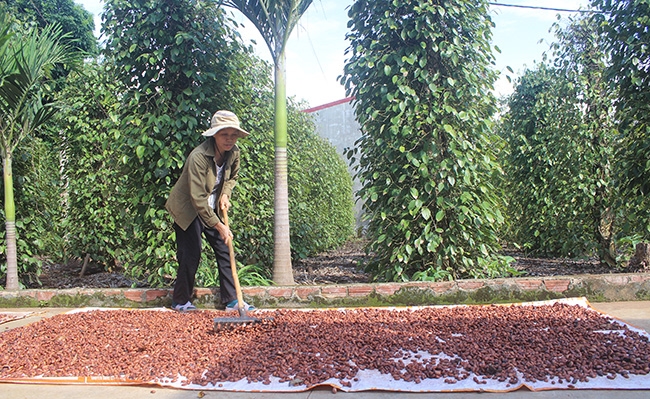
[342,0,513,281]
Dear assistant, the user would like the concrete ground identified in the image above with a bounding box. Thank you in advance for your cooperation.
[0,301,649,399]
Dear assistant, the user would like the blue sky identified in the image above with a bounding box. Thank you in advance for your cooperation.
[76,0,590,107]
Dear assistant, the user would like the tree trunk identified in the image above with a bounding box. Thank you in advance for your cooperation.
[629,242,650,271]
[3,153,19,290]
[271,51,294,285]
[596,206,616,268]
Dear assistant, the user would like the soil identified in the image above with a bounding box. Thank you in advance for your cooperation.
[23,239,646,290]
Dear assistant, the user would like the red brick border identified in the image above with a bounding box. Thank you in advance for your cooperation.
[516,279,544,291]
[1,273,648,307]
[543,279,571,293]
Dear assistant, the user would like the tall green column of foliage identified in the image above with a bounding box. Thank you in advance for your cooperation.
[550,15,617,265]
[341,0,514,282]
[500,15,618,265]
[593,0,650,238]
[500,66,585,256]
[53,62,131,269]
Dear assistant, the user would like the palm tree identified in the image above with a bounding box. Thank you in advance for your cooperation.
[221,0,313,285]
[0,11,76,290]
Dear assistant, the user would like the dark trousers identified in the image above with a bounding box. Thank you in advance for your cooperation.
[172,217,237,305]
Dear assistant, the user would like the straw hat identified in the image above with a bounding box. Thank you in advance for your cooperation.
[201,110,250,138]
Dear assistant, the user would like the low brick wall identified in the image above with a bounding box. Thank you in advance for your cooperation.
[1,273,649,308]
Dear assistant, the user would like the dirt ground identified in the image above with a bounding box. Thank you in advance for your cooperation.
[23,239,645,290]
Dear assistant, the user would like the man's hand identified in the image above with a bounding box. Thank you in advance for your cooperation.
[218,194,233,244]
[219,195,231,213]
[215,221,233,245]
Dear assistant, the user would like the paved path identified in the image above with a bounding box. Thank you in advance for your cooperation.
[1,301,649,398]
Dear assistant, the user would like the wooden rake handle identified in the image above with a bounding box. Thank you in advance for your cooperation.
[221,201,246,316]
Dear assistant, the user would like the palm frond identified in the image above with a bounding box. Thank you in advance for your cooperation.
[0,11,17,88]
[221,0,313,61]
[0,18,76,153]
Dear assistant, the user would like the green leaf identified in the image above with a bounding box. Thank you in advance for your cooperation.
[443,124,455,134]
[136,145,145,158]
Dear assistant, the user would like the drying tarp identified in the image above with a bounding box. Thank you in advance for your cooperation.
[1,298,649,392]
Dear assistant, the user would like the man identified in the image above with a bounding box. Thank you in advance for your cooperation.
[165,110,253,312]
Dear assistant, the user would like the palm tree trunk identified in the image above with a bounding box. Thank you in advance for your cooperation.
[3,152,19,290]
[272,52,294,285]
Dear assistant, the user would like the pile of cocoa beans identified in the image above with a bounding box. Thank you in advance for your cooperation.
[1,303,648,389]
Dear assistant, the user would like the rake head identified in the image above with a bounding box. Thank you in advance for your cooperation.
[213,306,270,331]
[213,314,262,330]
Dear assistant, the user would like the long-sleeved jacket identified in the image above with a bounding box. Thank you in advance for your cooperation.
[165,138,240,231]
